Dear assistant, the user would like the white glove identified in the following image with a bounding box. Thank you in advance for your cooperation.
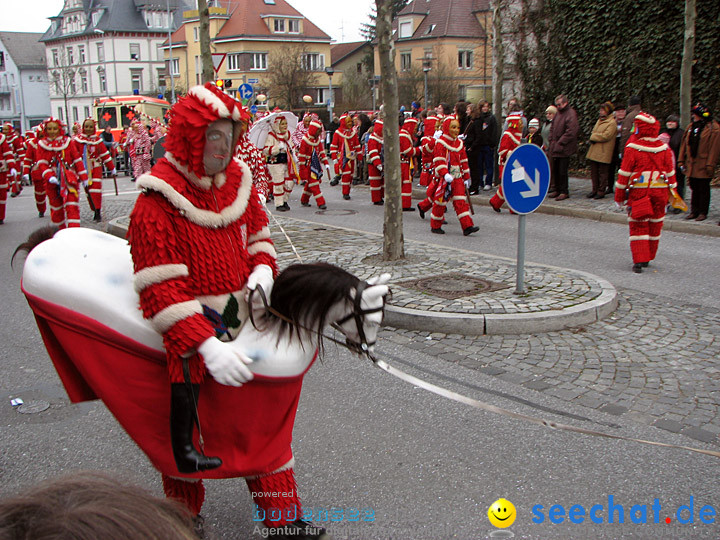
[22,174,29,183]
[433,131,442,140]
[464,179,470,189]
[48,176,59,185]
[377,164,383,172]
[444,173,454,184]
[198,336,254,386]
[245,264,274,321]
[9,169,17,177]
[82,180,89,189]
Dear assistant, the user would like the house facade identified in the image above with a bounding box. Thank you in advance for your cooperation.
[377,0,492,108]
[40,0,190,126]
[164,0,334,109]
[0,32,51,132]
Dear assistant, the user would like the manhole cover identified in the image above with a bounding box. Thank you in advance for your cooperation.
[398,272,509,300]
[16,400,51,414]
[316,209,357,216]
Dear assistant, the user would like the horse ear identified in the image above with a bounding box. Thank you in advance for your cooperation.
[363,284,389,302]
[366,273,391,286]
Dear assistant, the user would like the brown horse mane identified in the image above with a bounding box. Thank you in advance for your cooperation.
[11,226,60,269]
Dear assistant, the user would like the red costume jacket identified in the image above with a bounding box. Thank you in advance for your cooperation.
[73,134,116,179]
[433,134,470,183]
[36,136,89,188]
[330,124,361,174]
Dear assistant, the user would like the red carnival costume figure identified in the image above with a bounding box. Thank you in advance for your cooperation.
[0,130,19,224]
[291,113,312,151]
[4,123,25,197]
[297,119,330,209]
[73,118,116,222]
[614,112,676,273]
[36,118,89,229]
[21,129,47,218]
[330,114,361,200]
[127,119,162,181]
[489,112,523,212]
[263,114,296,211]
[416,115,440,218]
[399,116,420,211]
[128,83,329,538]
[366,120,385,205]
[429,116,479,236]
[235,126,272,202]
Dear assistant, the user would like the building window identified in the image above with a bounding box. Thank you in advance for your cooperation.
[0,52,4,72]
[99,71,107,92]
[130,43,140,61]
[58,107,64,122]
[274,19,285,33]
[157,68,166,89]
[251,53,268,70]
[195,56,201,85]
[169,58,180,76]
[288,19,299,33]
[51,49,59,66]
[227,53,242,71]
[78,46,86,63]
[400,52,411,71]
[302,53,324,71]
[357,62,362,74]
[97,43,104,63]
[399,20,412,38]
[69,74,77,94]
[131,70,142,92]
[80,72,88,93]
[193,27,199,42]
[84,106,90,119]
[315,87,327,105]
[73,106,79,122]
[458,50,473,70]
[66,47,74,65]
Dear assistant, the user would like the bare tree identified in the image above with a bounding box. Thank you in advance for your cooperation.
[197,0,214,84]
[50,48,79,125]
[338,68,373,111]
[491,0,505,128]
[680,0,696,128]
[377,0,404,260]
[266,44,316,109]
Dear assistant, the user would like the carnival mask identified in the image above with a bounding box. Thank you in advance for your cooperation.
[203,118,234,175]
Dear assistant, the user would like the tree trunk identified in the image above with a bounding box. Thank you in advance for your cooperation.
[680,0,696,129]
[376,0,404,261]
[197,0,215,85]
[492,0,504,129]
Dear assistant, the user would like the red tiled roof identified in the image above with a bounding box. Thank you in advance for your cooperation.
[396,0,490,40]
[215,0,330,41]
[330,41,369,66]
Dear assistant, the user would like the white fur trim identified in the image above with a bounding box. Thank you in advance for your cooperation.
[247,241,277,258]
[629,235,651,240]
[436,137,462,151]
[248,226,271,244]
[626,142,669,153]
[134,263,189,293]
[152,300,203,333]
[634,113,656,124]
[502,132,522,145]
[189,85,232,119]
[136,160,252,229]
[165,153,227,190]
[38,138,71,151]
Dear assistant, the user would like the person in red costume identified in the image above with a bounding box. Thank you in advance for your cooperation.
[614,112,676,273]
[36,118,89,228]
[329,113,361,200]
[366,119,385,205]
[21,128,47,218]
[73,118,116,222]
[416,114,440,218]
[399,116,419,211]
[127,119,162,181]
[489,112,523,212]
[263,114,296,211]
[297,119,330,209]
[0,128,19,225]
[128,83,329,539]
[429,115,479,236]
[4,123,25,197]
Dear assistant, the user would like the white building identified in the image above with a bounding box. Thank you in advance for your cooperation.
[41,0,191,126]
[0,32,51,132]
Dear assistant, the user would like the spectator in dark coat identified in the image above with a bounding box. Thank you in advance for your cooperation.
[548,94,579,200]
[454,101,470,137]
[464,100,498,193]
[661,114,686,209]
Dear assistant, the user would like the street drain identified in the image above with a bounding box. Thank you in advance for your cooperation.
[16,400,50,414]
[398,273,509,300]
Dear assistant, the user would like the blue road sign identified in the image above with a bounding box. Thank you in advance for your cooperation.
[501,143,551,214]
[238,83,254,100]
[250,105,258,114]
[247,78,259,84]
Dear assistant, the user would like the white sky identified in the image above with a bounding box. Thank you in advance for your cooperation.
[0,0,375,43]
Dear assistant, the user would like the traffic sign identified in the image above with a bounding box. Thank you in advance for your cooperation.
[250,105,258,114]
[248,78,259,84]
[238,83,254,101]
[501,143,551,215]
[211,53,227,74]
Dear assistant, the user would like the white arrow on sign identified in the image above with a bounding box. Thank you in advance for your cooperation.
[511,159,541,198]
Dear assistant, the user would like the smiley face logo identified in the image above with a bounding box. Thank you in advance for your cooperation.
[488,498,516,528]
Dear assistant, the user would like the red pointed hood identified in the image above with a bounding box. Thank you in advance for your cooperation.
[423,115,438,137]
[401,117,419,134]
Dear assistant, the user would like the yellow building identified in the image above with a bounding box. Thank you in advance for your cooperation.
[376,0,492,108]
[163,0,334,109]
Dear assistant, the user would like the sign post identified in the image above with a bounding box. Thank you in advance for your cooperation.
[501,144,551,294]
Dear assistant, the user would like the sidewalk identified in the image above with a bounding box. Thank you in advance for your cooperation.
[414,175,720,237]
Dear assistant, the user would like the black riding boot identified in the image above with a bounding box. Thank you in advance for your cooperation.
[170,383,222,473]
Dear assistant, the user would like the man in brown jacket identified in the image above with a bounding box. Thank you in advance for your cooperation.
[677,103,720,222]
[548,94,579,200]
[585,101,618,199]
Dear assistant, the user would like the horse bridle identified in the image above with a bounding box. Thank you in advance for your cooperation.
[248,280,386,358]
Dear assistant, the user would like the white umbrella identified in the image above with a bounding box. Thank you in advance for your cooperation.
[248,111,298,149]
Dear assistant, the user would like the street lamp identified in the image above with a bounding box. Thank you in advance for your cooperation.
[422,56,433,111]
[324,66,334,120]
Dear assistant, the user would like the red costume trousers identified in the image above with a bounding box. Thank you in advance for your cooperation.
[430,179,474,231]
[339,159,355,197]
[627,188,668,263]
[0,172,8,221]
[368,163,384,203]
[418,177,438,213]
[400,161,413,209]
[299,167,326,207]
[47,181,80,228]
[32,171,46,215]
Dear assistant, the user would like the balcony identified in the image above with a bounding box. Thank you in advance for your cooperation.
[0,84,11,94]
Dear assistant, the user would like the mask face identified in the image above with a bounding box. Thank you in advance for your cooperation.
[83,120,95,136]
[45,122,61,139]
[203,118,234,175]
[449,120,460,139]
[2,125,10,135]
[278,118,288,134]
[345,116,353,129]
[303,116,311,127]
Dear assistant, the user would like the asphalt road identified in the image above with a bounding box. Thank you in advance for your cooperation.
[1,176,719,539]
